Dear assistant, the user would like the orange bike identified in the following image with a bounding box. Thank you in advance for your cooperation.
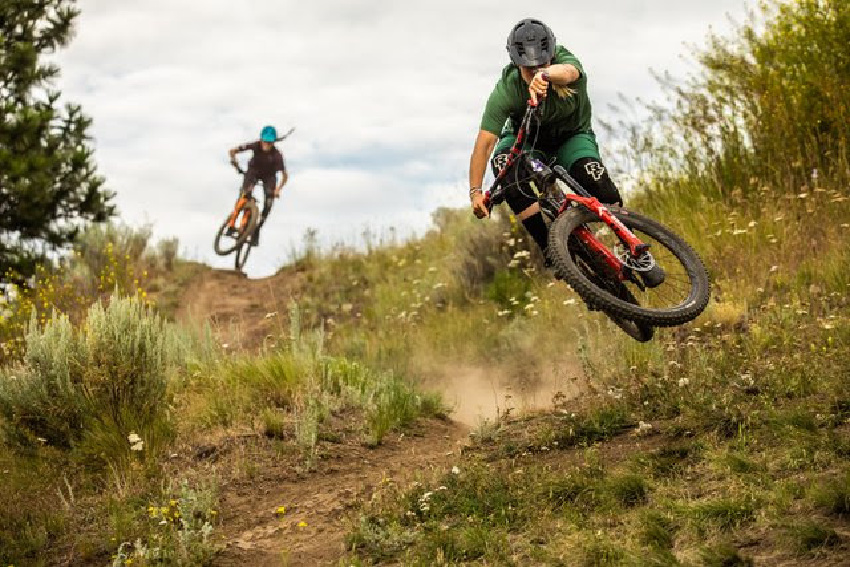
[213,161,259,271]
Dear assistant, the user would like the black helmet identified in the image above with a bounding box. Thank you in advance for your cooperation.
[506,18,556,67]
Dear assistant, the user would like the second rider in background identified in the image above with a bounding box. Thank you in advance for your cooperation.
[468,18,622,258]
[229,125,288,247]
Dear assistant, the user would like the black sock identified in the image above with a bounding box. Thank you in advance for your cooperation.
[522,212,549,253]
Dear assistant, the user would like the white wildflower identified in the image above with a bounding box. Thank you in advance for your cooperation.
[451,466,460,475]
[636,421,653,435]
[128,432,144,451]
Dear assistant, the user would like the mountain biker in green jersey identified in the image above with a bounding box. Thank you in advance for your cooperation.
[468,18,622,258]
[228,125,288,247]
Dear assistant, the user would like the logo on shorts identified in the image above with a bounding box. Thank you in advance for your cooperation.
[585,161,605,181]
[492,153,509,173]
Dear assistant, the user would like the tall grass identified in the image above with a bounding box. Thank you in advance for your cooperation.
[183,303,444,448]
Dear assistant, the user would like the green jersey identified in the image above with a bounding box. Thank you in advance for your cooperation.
[479,45,592,147]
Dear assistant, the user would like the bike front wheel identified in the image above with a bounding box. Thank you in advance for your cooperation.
[213,199,259,256]
[548,205,710,327]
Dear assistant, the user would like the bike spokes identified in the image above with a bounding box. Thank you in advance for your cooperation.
[587,221,695,311]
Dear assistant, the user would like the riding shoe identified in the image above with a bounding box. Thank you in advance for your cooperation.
[226,227,239,238]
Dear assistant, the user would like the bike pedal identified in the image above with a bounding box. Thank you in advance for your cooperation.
[640,264,666,288]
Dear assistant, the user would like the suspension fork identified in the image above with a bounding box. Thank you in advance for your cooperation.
[559,196,650,281]
[228,195,250,228]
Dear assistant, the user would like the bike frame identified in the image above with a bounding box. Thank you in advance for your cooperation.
[227,163,256,230]
[483,100,649,281]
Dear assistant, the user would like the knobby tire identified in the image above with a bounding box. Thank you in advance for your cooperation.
[548,205,710,327]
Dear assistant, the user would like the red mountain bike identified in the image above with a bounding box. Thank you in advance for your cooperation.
[484,101,710,341]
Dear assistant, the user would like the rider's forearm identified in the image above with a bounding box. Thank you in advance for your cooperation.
[546,64,580,85]
[277,171,288,190]
[469,130,498,196]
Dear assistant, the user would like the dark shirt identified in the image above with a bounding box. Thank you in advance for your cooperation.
[236,141,286,180]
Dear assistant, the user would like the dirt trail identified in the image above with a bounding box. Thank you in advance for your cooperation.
[176,265,306,351]
[174,266,579,565]
[208,420,467,566]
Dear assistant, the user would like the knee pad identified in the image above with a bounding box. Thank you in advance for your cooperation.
[491,151,541,215]
[568,157,622,205]
[491,149,510,177]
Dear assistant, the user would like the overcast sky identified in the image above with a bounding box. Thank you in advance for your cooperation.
[55,0,751,277]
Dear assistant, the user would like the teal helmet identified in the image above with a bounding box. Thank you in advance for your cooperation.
[260,125,277,142]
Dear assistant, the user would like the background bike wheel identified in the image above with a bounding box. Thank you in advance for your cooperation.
[213,216,238,255]
[234,240,252,271]
[213,200,259,256]
[549,205,710,327]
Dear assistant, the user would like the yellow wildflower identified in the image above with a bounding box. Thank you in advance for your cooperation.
[275,506,286,517]
[297,521,308,528]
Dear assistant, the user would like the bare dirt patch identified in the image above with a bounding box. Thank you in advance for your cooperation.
[168,418,468,566]
[176,265,306,351]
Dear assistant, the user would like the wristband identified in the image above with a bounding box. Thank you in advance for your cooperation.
[542,71,550,82]
[469,187,483,200]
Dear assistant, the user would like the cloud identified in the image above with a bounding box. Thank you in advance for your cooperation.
[57,0,750,276]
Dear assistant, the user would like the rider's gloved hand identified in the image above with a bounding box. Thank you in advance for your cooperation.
[470,190,488,219]
[529,70,549,105]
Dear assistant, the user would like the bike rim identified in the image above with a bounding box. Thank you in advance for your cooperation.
[579,219,698,313]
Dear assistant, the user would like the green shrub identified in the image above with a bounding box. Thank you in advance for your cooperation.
[606,473,649,507]
[75,223,152,282]
[812,472,850,517]
[111,481,219,566]
[0,295,178,464]
[787,521,841,553]
[699,543,754,567]
[638,511,676,550]
[690,497,757,531]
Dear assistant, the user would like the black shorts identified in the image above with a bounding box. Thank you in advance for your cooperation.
[241,170,276,197]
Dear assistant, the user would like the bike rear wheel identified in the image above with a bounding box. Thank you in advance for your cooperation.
[234,239,253,271]
[213,199,259,256]
[548,205,710,327]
